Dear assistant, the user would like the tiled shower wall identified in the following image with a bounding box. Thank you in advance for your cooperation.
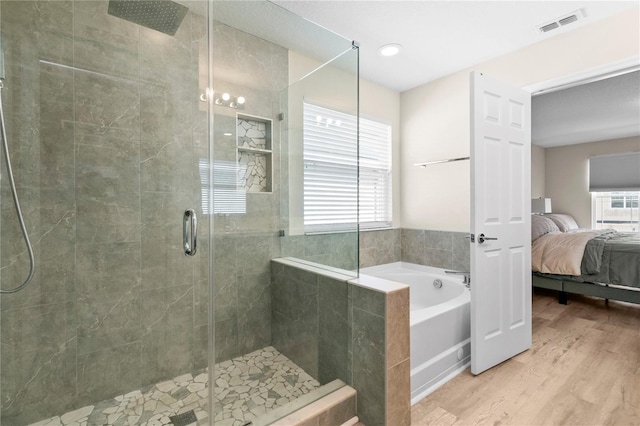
[210,19,287,363]
[0,2,209,424]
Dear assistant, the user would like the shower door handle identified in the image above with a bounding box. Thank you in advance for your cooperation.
[183,209,197,256]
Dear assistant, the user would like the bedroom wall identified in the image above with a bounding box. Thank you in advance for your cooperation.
[531,144,546,199]
[400,7,640,232]
[545,136,640,228]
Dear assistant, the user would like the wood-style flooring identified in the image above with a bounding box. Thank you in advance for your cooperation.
[411,289,640,426]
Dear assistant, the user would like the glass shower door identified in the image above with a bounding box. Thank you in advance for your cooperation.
[0,1,211,424]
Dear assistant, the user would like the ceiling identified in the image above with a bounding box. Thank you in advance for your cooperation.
[272,1,638,93]
[270,0,639,147]
[532,70,640,148]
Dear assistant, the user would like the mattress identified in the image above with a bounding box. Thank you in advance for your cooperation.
[535,230,640,288]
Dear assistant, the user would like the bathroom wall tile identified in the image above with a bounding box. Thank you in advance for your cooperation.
[452,231,471,272]
[73,0,139,40]
[280,235,305,258]
[77,342,142,407]
[401,228,425,265]
[73,21,140,80]
[76,75,140,243]
[1,188,75,310]
[237,272,271,354]
[140,285,194,387]
[39,64,75,190]
[139,22,193,91]
[386,288,410,368]
[318,277,349,384]
[303,234,331,257]
[237,234,276,276]
[386,358,411,426]
[359,229,401,267]
[271,262,320,379]
[75,242,141,298]
[359,247,377,269]
[330,233,358,272]
[352,307,385,426]
[215,316,239,363]
[140,138,195,195]
[424,230,454,251]
[351,285,386,317]
[424,248,452,269]
[2,0,74,68]
[76,290,142,356]
[74,71,140,133]
[193,324,210,370]
[0,327,77,425]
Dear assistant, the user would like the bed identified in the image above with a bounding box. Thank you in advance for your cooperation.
[531,213,640,305]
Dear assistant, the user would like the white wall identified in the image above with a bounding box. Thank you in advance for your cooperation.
[400,8,640,231]
[286,51,401,234]
[531,144,546,198]
[545,136,640,228]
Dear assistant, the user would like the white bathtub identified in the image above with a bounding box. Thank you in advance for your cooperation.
[360,261,471,405]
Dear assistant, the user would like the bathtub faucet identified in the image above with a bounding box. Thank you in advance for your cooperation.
[445,270,471,287]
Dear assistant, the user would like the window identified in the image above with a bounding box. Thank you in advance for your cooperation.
[303,103,392,233]
[589,153,640,233]
[610,193,638,209]
[592,191,639,233]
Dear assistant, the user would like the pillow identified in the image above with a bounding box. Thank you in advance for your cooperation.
[545,213,579,232]
[531,214,560,241]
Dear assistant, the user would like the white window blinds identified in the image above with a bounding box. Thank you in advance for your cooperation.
[303,103,392,233]
[589,152,640,192]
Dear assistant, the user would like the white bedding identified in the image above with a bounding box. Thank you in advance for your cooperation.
[531,230,601,276]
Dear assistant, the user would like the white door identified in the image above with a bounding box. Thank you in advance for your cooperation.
[470,71,532,375]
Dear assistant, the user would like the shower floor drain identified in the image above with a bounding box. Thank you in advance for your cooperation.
[169,410,198,426]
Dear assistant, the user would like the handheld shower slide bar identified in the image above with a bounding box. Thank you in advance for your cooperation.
[0,34,36,294]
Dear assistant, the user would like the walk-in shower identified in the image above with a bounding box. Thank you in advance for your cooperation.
[1,1,359,425]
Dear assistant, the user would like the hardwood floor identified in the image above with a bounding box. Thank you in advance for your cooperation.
[410,289,640,426]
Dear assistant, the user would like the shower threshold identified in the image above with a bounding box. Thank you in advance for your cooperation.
[28,346,320,426]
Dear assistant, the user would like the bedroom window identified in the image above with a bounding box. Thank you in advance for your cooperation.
[592,191,639,233]
[303,102,392,233]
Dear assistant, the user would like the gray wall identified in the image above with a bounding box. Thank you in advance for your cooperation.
[210,20,287,364]
[0,2,208,423]
[271,259,410,426]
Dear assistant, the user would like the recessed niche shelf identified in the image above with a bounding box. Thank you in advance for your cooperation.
[237,114,272,193]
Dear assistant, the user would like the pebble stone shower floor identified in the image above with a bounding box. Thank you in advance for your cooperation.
[29,346,321,426]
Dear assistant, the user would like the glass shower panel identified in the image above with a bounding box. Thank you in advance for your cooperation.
[0,1,211,424]
[279,49,360,275]
[210,1,356,424]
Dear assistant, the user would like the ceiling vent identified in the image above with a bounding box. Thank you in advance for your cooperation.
[538,9,585,34]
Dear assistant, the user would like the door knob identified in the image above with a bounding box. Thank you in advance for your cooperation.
[478,233,497,244]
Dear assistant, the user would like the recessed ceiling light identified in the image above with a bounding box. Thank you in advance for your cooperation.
[378,43,402,57]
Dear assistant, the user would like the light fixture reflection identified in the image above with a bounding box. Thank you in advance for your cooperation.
[213,91,246,109]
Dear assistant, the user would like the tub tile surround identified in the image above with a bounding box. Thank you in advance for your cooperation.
[271,258,411,426]
[360,228,471,272]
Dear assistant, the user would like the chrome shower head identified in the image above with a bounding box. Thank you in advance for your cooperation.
[108,0,188,36]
